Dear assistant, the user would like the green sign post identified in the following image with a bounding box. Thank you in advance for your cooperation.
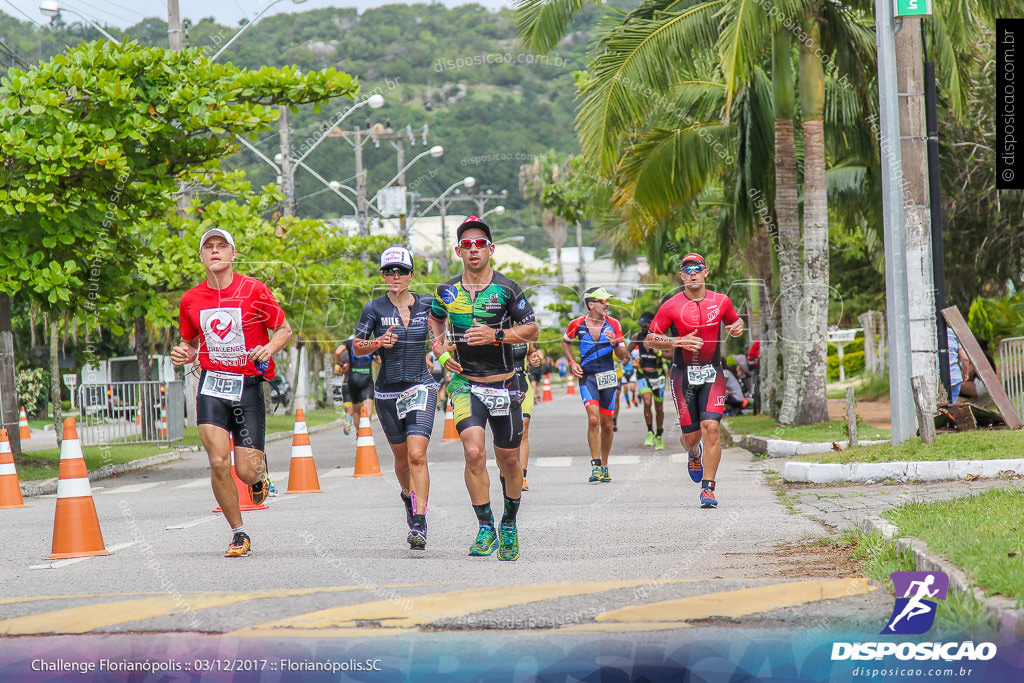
[894,0,931,16]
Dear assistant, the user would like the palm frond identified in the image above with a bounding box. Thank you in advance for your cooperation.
[513,0,597,54]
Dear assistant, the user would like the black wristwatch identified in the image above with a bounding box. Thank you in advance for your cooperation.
[495,329,505,343]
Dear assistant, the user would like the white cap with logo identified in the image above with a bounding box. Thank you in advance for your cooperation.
[380,246,414,270]
[199,228,235,251]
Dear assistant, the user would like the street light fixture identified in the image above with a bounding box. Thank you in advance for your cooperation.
[39,1,120,43]
[212,0,309,61]
[380,145,443,189]
[481,205,505,220]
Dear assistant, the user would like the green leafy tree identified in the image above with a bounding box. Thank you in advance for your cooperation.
[0,39,357,441]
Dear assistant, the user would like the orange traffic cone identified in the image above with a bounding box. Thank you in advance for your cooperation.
[157,405,168,439]
[19,407,30,440]
[47,418,109,559]
[443,399,459,441]
[566,375,577,395]
[353,403,381,477]
[0,429,26,509]
[213,437,268,512]
[542,374,554,402]
[286,409,321,494]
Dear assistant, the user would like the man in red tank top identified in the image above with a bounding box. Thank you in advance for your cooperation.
[645,253,744,509]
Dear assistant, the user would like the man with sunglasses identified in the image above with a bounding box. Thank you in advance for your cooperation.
[428,216,539,561]
[629,311,668,450]
[353,246,436,550]
[561,286,630,483]
[645,253,743,509]
[170,228,292,558]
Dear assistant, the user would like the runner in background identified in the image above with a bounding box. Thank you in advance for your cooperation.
[335,335,374,433]
[512,342,543,491]
[562,287,629,483]
[630,312,667,450]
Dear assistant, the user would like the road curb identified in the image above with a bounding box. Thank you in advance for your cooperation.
[729,432,887,457]
[20,446,201,497]
[19,418,347,498]
[782,458,1024,484]
[861,516,1024,636]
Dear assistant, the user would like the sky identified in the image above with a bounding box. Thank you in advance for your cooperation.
[1,0,510,30]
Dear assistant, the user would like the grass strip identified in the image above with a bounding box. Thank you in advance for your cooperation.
[792,429,1023,464]
[726,414,890,443]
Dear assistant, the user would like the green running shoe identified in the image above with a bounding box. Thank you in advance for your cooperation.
[599,466,611,483]
[468,526,498,556]
[497,525,520,561]
[588,465,601,484]
[654,434,665,450]
[644,431,655,447]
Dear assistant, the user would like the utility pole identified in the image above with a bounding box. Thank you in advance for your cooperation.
[279,107,295,217]
[325,127,370,233]
[167,0,183,51]
[876,0,917,444]
[896,14,938,417]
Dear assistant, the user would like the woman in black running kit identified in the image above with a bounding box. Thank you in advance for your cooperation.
[353,247,437,550]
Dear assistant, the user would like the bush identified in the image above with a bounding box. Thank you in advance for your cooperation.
[16,368,49,418]
[827,350,865,381]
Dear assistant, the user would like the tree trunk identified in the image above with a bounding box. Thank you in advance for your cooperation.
[897,15,938,418]
[772,31,804,425]
[795,10,830,425]
[50,319,63,448]
[0,294,22,455]
[135,315,157,440]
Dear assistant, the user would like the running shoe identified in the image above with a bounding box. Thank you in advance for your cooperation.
[225,531,251,558]
[655,435,665,451]
[342,414,353,435]
[522,478,529,492]
[407,520,427,550]
[644,432,655,447]
[599,466,611,483]
[588,465,602,484]
[688,440,704,484]
[468,526,498,556]
[249,474,269,505]
[633,397,640,407]
[267,476,278,497]
[700,487,718,509]
[497,525,520,561]
[400,492,414,528]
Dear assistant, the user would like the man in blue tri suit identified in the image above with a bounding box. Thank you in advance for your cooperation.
[562,286,629,484]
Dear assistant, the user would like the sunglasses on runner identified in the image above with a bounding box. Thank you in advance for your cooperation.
[381,266,412,277]
[458,237,492,249]
[681,265,706,274]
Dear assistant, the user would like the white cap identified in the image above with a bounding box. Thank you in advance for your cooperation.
[199,228,235,251]
[380,246,414,270]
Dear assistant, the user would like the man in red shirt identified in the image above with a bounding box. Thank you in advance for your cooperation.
[170,228,292,557]
[646,253,743,509]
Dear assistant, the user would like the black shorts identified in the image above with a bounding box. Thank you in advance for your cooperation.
[196,371,266,452]
[529,368,544,384]
[344,371,374,404]
[375,382,438,444]
[669,365,727,434]
[449,374,524,449]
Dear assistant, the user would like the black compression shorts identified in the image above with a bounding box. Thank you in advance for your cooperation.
[375,382,438,444]
[196,371,267,452]
[343,371,374,404]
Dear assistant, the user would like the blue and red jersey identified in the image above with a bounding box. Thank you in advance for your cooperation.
[563,315,625,374]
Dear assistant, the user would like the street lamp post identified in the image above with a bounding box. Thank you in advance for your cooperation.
[212,0,309,61]
[480,205,505,220]
[39,1,120,43]
[377,145,443,247]
[436,177,475,271]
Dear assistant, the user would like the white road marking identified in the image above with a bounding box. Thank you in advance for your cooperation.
[532,457,573,468]
[29,541,139,570]
[165,515,219,530]
[98,483,160,495]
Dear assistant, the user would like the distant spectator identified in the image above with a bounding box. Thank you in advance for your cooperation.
[722,364,748,416]
[961,339,997,400]
[747,340,761,370]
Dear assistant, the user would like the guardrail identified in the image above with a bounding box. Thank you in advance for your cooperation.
[76,381,184,446]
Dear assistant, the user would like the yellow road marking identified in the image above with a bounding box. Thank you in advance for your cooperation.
[232,580,686,638]
[0,586,415,636]
[593,578,877,624]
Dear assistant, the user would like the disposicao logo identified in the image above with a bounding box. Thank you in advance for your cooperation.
[831,571,997,663]
[882,571,948,635]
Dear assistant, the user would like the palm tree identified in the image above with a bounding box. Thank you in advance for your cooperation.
[520,150,572,284]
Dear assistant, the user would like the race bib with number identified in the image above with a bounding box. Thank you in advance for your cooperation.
[649,375,666,391]
[396,384,430,419]
[200,370,245,401]
[595,370,618,390]
[470,385,511,416]
[686,364,717,386]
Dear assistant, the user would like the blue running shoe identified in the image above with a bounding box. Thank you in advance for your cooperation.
[688,440,704,484]
[700,487,717,509]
